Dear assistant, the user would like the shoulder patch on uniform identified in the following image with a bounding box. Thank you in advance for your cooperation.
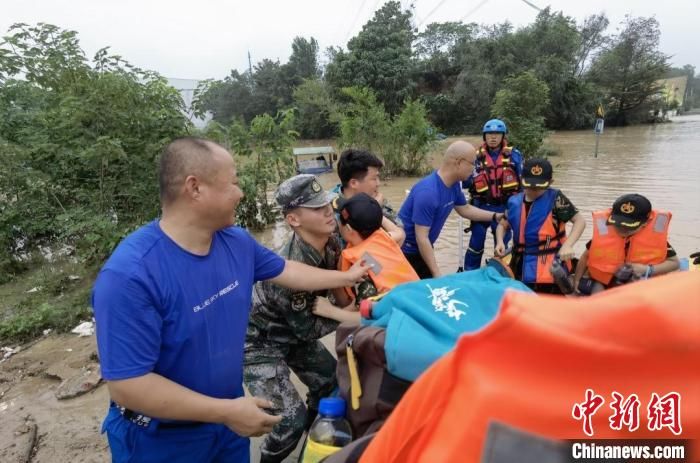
[291,292,307,311]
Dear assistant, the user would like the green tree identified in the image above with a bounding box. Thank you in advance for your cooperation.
[588,16,669,125]
[326,1,414,114]
[389,99,436,175]
[284,36,321,84]
[335,86,391,157]
[335,87,433,175]
[234,110,298,230]
[292,78,337,139]
[0,23,188,338]
[193,71,256,124]
[0,23,188,269]
[491,71,550,157]
[414,21,474,94]
[251,58,291,116]
[574,13,610,78]
[441,22,521,134]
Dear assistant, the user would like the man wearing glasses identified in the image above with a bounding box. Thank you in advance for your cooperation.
[398,141,504,279]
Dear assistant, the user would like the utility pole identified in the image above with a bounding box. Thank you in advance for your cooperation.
[247,51,253,76]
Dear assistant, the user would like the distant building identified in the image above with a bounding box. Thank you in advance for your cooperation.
[656,76,689,114]
[166,78,213,129]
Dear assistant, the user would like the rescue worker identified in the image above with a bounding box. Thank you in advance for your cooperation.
[243,174,357,463]
[495,158,585,294]
[399,141,504,279]
[573,194,680,294]
[463,119,523,270]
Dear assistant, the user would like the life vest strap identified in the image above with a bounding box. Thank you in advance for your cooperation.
[514,230,566,255]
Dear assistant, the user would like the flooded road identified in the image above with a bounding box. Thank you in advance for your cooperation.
[256,114,700,273]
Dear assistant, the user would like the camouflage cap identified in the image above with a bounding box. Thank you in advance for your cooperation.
[275,174,336,212]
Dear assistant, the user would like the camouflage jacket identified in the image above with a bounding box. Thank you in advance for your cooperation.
[246,233,341,345]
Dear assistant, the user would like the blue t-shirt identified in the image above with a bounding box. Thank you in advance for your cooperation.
[91,221,285,400]
[399,171,467,254]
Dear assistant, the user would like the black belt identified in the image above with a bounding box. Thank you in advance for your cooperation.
[116,403,206,429]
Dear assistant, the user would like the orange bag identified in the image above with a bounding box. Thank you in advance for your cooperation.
[360,272,700,463]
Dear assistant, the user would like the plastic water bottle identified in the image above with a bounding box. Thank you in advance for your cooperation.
[301,398,353,463]
[550,258,574,294]
[679,257,689,271]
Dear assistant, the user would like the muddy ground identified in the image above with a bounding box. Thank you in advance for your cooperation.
[0,334,314,462]
[0,334,107,463]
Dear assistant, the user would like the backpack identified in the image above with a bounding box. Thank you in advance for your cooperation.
[335,267,531,437]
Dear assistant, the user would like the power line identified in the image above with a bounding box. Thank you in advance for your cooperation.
[520,0,542,12]
[344,0,371,44]
[417,0,451,28]
[459,0,491,22]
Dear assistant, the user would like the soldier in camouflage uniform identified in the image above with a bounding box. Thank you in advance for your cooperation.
[244,174,355,463]
[331,148,403,235]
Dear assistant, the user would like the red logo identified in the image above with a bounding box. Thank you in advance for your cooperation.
[573,390,683,436]
[648,392,682,435]
[572,389,605,437]
[609,392,641,432]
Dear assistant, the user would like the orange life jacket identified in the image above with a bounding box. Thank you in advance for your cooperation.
[507,189,568,284]
[588,209,671,285]
[472,143,520,203]
[340,230,419,298]
[360,272,700,463]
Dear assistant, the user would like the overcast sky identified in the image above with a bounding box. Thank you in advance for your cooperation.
[1,0,697,81]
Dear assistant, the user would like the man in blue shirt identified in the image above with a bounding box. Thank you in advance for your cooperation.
[91,137,367,463]
[399,141,505,279]
[462,119,523,270]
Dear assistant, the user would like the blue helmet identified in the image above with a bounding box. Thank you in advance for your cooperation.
[482,119,507,138]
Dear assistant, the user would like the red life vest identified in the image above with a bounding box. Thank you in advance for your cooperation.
[588,209,671,285]
[340,229,419,298]
[471,142,520,203]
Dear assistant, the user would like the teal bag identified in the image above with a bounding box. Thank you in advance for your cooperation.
[363,267,533,381]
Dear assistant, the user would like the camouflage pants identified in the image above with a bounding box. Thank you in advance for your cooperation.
[244,340,337,463]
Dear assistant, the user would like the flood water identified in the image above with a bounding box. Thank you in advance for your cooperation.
[256,114,700,273]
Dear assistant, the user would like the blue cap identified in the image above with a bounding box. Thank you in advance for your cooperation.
[318,397,346,418]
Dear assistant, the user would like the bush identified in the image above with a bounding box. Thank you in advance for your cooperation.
[0,24,189,278]
[491,71,550,157]
[335,87,434,175]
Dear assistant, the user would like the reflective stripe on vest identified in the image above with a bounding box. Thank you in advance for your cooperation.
[473,144,519,201]
[588,209,671,285]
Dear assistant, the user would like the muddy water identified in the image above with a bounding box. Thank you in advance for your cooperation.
[256,115,700,273]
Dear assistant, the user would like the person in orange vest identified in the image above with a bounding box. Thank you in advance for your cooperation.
[495,158,585,294]
[573,194,680,295]
[314,193,420,322]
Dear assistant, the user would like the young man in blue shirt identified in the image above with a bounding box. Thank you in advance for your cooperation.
[399,141,504,279]
[91,137,367,463]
